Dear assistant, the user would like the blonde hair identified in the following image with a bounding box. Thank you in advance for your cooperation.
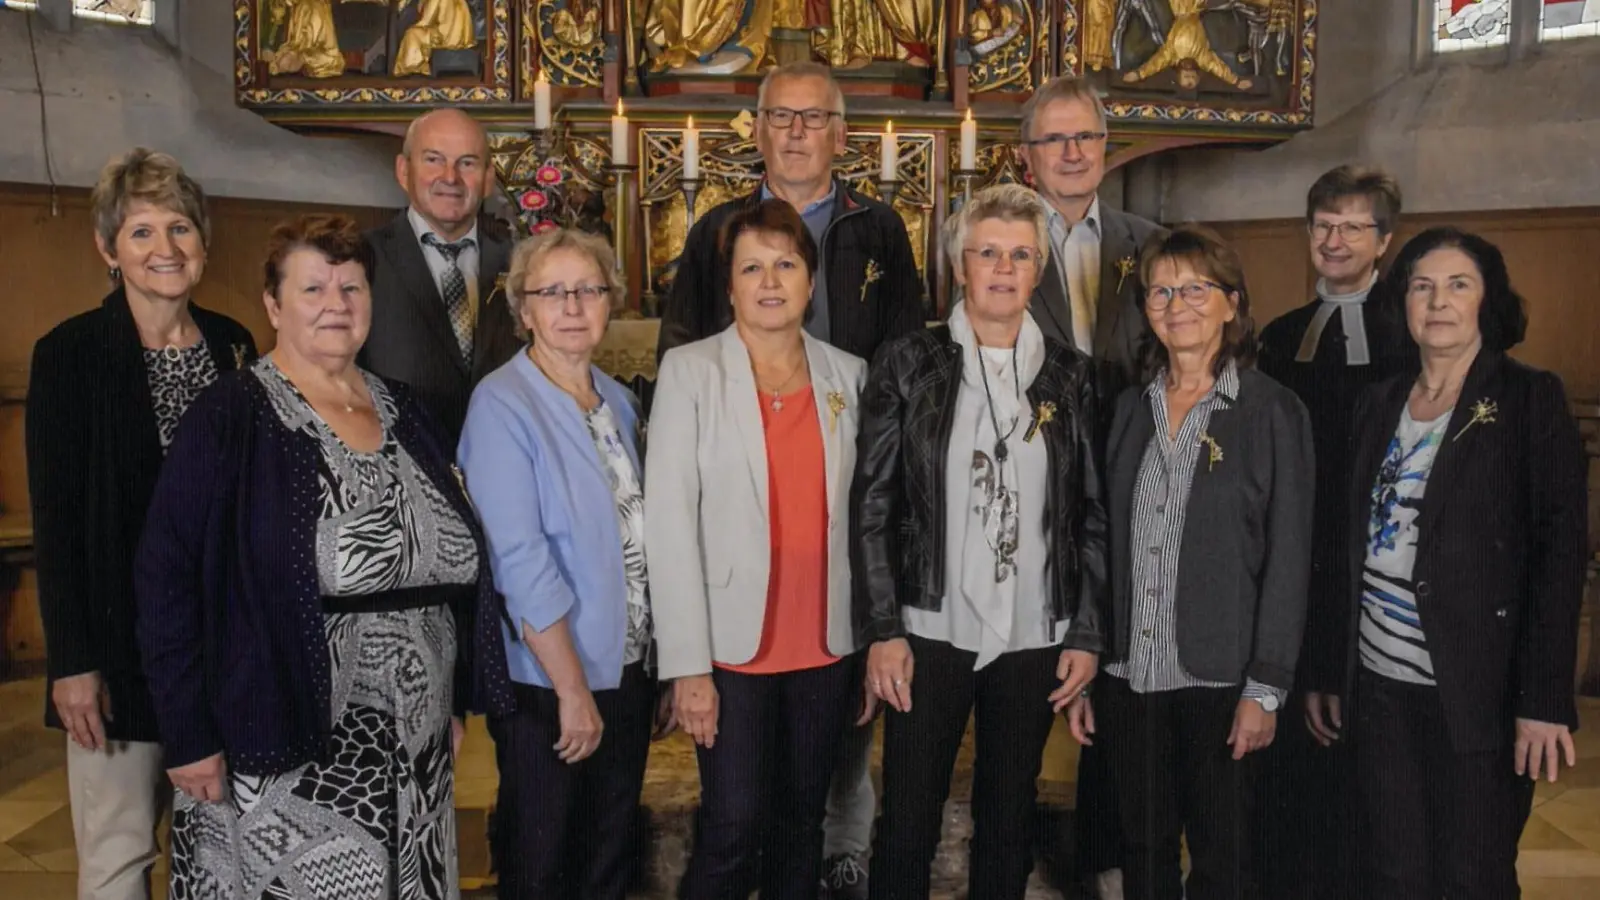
[505,228,625,340]
[1019,76,1108,141]
[90,148,211,253]
[943,183,1052,278]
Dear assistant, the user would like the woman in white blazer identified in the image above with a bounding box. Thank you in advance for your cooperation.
[645,199,867,900]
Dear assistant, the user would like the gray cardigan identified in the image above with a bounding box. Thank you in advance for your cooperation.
[1103,367,1315,690]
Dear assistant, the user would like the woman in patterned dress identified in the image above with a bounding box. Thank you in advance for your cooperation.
[135,214,512,900]
[456,227,657,899]
[25,147,257,900]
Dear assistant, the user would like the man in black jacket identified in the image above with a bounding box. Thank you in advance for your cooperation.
[654,62,925,900]
[361,108,521,444]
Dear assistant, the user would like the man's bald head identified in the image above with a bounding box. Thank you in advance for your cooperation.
[396,108,494,242]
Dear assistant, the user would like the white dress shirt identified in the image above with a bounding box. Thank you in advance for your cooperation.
[407,207,481,307]
[1046,196,1103,355]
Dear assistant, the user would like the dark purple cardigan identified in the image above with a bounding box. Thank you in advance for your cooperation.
[135,368,514,774]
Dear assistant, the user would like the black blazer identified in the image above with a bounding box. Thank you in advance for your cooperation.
[1030,204,1166,425]
[25,289,258,742]
[1103,368,1315,690]
[359,212,521,444]
[1328,351,1587,753]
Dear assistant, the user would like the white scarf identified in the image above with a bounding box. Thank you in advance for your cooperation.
[1295,270,1378,364]
[945,302,1044,665]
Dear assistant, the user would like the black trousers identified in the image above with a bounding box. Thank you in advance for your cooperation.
[1253,689,1357,900]
[1098,676,1254,900]
[1073,670,1126,879]
[870,636,1060,900]
[1354,670,1535,900]
[488,663,655,900]
[681,656,858,900]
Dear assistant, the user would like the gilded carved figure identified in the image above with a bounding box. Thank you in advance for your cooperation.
[1217,0,1294,76]
[551,0,602,50]
[968,0,1023,57]
[393,0,478,76]
[642,0,776,74]
[1081,0,1115,70]
[815,0,939,68]
[1112,0,1165,70]
[1122,0,1253,90]
[262,0,345,78]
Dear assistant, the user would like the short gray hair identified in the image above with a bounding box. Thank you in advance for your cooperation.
[1019,76,1108,141]
[505,228,625,340]
[756,61,847,118]
[943,183,1052,279]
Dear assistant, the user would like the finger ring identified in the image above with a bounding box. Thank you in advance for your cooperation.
[894,679,904,686]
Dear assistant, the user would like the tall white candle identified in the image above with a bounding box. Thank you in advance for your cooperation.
[610,100,629,165]
[959,108,978,171]
[533,71,552,130]
[683,115,701,180]
[880,120,898,182]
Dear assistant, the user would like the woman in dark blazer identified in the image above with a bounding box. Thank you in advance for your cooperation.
[24,148,257,900]
[1068,224,1314,900]
[1320,228,1586,899]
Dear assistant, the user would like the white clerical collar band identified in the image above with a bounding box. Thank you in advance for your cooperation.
[1295,271,1378,365]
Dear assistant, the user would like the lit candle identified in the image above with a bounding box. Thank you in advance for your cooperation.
[533,71,551,130]
[610,100,629,166]
[683,115,700,180]
[960,108,977,171]
[880,120,898,182]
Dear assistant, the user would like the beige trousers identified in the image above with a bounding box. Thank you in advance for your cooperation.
[65,737,169,900]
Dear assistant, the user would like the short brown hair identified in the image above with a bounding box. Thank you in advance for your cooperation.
[718,198,819,282]
[1305,165,1403,235]
[505,227,625,340]
[263,214,376,297]
[1137,224,1257,378]
[1019,76,1107,141]
[91,148,211,252]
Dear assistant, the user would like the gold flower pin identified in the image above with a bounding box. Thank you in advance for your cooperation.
[827,391,847,434]
[1199,433,1224,471]
[1115,255,1137,293]
[491,273,509,304]
[1024,401,1057,443]
[232,344,248,369]
[860,260,882,302]
[1454,398,1498,441]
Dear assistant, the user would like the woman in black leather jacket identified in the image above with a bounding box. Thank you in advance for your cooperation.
[851,184,1110,900]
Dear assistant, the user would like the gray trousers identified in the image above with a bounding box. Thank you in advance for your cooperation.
[822,717,877,857]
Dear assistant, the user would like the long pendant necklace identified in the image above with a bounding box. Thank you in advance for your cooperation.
[976,344,1022,583]
[976,345,1022,464]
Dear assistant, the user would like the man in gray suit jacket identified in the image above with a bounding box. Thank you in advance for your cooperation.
[360,108,520,444]
[1017,76,1163,900]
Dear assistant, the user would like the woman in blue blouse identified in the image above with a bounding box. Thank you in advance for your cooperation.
[457,227,655,900]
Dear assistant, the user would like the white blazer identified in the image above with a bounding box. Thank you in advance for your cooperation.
[644,325,867,680]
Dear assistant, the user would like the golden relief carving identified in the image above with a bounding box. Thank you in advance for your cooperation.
[817,0,939,68]
[1122,0,1254,90]
[394,0,478,76]
[966,0,1033,93]
[261,0,344,78]
[641,0,775,74]
[1081,0,1114,71]
[549,0,600,49]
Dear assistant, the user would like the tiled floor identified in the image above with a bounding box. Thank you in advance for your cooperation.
[4,677,1600,898]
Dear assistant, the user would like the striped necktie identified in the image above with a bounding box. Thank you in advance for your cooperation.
[422,233,476,363]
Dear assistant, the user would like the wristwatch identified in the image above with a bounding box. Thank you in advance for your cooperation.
[1254,693,1281,713]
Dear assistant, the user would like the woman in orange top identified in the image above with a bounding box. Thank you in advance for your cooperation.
[645,198,867,899]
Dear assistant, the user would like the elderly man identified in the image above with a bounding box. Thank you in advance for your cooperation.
[1016,75,1164,900]
[361,107,520,443]
[656,61,925,900]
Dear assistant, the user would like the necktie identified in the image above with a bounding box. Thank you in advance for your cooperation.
[423,233,476,363]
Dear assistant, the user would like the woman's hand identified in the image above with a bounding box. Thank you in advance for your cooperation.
[1304,691,1342,747]
[170,753,228,803]
[674,675,720,748]
[451,716,465,759]
[1066,694,1096,746]
[1048,649,1098,713]
[554,686,605,763]
[1228,698,1278,760]
[1515,718,1577,782]
[867,638,915,713]
[52,671,110,752]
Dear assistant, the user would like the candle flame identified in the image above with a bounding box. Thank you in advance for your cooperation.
[885,120,894,134]
[616,99,625,116]
[686,115,695,129]
[537,70,547,84]
[965,108,972,122]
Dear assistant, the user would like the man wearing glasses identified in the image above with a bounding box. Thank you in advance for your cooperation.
[1255,165,1407,900]
[656,61,926,368]
[1015,75,1163,900]
[655,61,926,900]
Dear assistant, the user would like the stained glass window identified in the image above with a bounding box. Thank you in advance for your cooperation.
[1436,0,1513,52]
[2,1,40,10]
[72,0,154,25]
[1542,0,1600,41]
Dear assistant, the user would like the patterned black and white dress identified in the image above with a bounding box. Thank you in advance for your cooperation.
[167,358,478,900]
[144,342,218,449]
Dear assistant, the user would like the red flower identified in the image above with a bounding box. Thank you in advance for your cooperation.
[519,190,549,211]
[536,165,564,186]
[533,219,559,234]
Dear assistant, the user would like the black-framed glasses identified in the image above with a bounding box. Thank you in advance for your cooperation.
[1020,131,1109,151]
[1309,221,1379,242]
[760,107,840,130]
[527,284,611,306]
[1145,281,1224,310]
[963,246,1042,269]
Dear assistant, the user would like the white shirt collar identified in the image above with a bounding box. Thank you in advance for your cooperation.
[407,207,479,248]
[1046,195,1102,243]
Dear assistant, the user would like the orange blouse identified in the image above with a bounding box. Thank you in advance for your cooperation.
[719,385,835,674]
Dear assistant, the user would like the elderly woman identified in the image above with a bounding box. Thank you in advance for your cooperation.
[1319,228,1585,899]
[854,183,1107,900]
[645,198,866,899]
[1069,224,1313,900]
[456,227,654,899]
[24,148,257,900]
[135,214,511,900]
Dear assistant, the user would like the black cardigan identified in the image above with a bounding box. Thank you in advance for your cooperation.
[1321,351,1587,753]
[25,289,259,742]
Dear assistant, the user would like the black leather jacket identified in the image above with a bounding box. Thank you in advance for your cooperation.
[850,325,1110,653]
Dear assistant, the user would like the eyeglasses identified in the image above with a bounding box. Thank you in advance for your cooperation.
[760,107,840,130]
[1020,131,1109,151]
[527,284,611,306]
[963,246,1042,269]
[1145,281,1224,310]
[1309,221,1379,242]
